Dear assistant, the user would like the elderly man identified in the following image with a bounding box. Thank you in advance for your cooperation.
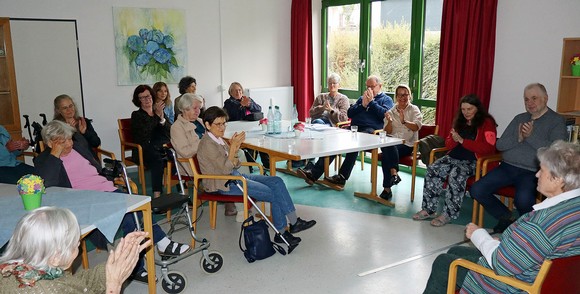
[309,73,350,126]
[470,83,567,233]
[0,125,33,184]
[297,75,393,188]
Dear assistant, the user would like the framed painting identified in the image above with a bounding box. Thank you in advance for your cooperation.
[113,7,187,85]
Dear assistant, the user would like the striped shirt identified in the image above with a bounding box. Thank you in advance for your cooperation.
[461,191,580,293]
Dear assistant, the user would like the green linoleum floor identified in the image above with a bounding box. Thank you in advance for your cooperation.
[133,158,500,229]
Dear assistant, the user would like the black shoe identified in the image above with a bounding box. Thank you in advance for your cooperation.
[274,231,301,246]
[492,217,515,234]
[379,190,393,201]
[289,217,317,234]
[131,269,157,284]
[390,174,402,186]
[305,161,315,170]
[292,160,307,168]
[324,174,346,187]
[297,168,316,186]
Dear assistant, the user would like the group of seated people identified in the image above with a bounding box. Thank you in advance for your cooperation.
[0,72,577,292]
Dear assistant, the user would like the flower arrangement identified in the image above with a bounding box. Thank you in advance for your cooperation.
[259,118,269,125]
[293,122,305,132]
[125,28,178,79]
[571,54,580,65]
[16,174,45,196]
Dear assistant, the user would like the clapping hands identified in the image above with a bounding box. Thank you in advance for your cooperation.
[518,120,534,142]
[105,231,151,294]
[450,128,464,144]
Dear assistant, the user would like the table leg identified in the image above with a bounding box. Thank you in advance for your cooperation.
[138,202,157,294]
[354,149,395,207]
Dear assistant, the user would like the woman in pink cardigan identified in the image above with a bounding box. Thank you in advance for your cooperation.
[413,94,497,227]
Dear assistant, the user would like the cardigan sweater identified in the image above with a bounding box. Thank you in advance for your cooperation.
[196,134,241,192]
[444,117,497,159]
[170,115,204,176]
[308,92,350,126]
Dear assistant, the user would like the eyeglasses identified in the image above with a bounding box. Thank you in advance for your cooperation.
[138,94,152,100]
[397,93,410,98]
[60,104,75,111]
[213,122,227,128]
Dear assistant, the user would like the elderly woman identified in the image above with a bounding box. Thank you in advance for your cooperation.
[0,207,150,293]
[33,120,189,282]
[197,106,316,245]
[378,84,423,200]
[53,94,101,151]
[309,73,350,126]
[153,81,175,124]
[223,82,262,121]
[413,94,497,226]
[423,140,580,294]
[131,84,171,198]
[173,76,198,120]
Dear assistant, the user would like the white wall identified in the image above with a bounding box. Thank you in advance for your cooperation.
[0,0,291,156]
[490,0,580,134]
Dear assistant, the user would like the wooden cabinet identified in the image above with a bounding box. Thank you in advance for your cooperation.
[557,38,580,123]
[0,18,21,138]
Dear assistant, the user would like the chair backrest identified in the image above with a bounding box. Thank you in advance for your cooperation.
[191,155,203,175]
[418,124,438,139]
[118,118,135,144]
[541,255,580,292]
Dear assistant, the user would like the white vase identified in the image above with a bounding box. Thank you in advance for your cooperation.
[261,124,267,131]
[294,130,301,137]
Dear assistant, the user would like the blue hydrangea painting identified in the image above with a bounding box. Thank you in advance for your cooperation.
[113,7,187,85]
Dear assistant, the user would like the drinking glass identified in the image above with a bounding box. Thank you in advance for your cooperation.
[305,117,312,139]
[379,131,387,141]
[351,125,358,133]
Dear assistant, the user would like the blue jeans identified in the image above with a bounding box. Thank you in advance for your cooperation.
[312,117,331,126]
[215,171,296,230]
[380,144,413,188]
[470,162,537,220]
[114,189,166,243]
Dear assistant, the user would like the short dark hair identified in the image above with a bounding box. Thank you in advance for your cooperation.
[132,85,153,108]
[178,76,196,94]
[202,106,228,126]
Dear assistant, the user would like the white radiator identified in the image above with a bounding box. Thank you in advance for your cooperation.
[245,86,294,120]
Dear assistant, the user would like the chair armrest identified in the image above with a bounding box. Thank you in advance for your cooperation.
[241,161,264,175]
[429,147,449,164]
[481,153,503,175]
[336,120,351,129]
[95,147,117,161]
[121,141,142,150]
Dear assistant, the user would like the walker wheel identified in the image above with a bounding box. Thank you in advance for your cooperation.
[200,251,224,274]
[161,271,187,294]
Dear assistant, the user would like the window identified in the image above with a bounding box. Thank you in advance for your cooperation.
[322,0,442,124]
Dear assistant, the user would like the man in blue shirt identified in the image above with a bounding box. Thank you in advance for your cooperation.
[297,75,394,188]
[0,125,34,184]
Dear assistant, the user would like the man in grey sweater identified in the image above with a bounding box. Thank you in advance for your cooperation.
[470,83,567,233]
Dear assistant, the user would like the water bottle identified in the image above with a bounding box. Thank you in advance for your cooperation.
[292,104,299,126]
[267,106,274,134]
[274,105,282,134]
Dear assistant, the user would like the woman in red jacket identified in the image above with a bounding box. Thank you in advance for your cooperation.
[413,94,497,227]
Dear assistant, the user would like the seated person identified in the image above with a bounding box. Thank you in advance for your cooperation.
[197,106,316,245]
[153,81,175,124]
[33,120,189,282]
[412,95,496,227]
[222,82,271,170]
[422,140,579,294]
[130,85,171,198]
[470,83,568,233]
[378,84,423,201]
[297,75,393,188]
[0,207,150,293]
[309,73,349,126]
[0,124,33,184]
[170,93,238,216]
[53,94,101,151]
[173,76,198,120]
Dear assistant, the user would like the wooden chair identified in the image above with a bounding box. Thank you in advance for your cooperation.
[447,255,580,293]
[117,118,146,195]
[186,156,268,233]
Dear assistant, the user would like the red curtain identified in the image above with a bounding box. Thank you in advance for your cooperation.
[435,0,498,134]
[291,0,314,121]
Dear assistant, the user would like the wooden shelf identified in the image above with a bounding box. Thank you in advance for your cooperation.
[0,18,21,138]
[557,38,580,122]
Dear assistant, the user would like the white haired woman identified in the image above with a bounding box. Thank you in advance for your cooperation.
[0,207,151,293]
[422,140,580,293]
[309,73,350,126]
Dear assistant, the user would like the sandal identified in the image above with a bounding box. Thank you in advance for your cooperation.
[158,241,190,257]
[430,214,451,227]
[412,210,437,221]
[224,202,238,216]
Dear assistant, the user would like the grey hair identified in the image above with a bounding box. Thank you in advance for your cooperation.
[0,207,80,270]
[537,140,580,192]
[367,75,382,85]
[41,120,76,143]
[53,94,79,121]
[327,73,341,84]
[524,83,548,98]
[177,93,204,112]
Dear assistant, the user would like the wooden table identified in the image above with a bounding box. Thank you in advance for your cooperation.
[0,185,157,294]
[225,121,403,207]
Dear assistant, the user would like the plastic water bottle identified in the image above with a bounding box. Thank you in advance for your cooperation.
[267,106,274,134]
[292,104,299,126]
[274,106,282,134]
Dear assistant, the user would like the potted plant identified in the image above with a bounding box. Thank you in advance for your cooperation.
[16,174,45,211]
[570,54,580,76]
[293,122,305,137]
[259,118,268,131]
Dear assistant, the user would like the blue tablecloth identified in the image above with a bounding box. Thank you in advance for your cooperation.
[0,185,129,246]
